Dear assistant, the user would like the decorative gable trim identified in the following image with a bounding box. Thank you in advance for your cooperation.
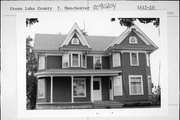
[106,24,158,51]
[60,23,91,48]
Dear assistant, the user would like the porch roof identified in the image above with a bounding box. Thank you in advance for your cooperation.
[35,69,121,77]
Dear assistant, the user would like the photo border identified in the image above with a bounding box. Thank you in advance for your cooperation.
[17,10,168,118]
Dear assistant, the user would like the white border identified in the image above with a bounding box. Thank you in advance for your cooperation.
[17,11,168,118]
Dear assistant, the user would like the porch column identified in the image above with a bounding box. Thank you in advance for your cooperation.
[50,76,53,103]
[91,76,94,102]
[71,76,74,103]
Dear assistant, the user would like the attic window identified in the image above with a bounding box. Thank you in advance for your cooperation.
[129,36,137,44]
[71,34,79,45]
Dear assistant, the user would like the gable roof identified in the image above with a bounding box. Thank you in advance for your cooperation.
[106,24,158,50]
[33,34,116,52]
[60,23,91,48]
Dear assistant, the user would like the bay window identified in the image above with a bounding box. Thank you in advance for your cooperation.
[72,53,79,67]
[38,79,45,98]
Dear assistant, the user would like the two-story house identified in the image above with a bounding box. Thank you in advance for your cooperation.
[33,23,158,109]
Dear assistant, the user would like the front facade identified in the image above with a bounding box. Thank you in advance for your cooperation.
[34,23,158,109]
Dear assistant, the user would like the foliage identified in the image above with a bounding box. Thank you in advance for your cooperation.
[26,18,39,27]
[111,18,159,27]
[26,36,37,109]
[151,85,161,105]
[81,29,88,36]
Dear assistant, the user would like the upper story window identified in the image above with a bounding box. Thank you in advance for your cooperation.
[113,53,121,67]
[62,54,69,68]
[81,54,87,68]
[62,52,87,68]
[38,55,45,70]
[146,54,150,67]
[129,75,144,95]
[129,36,137,44]
[130,52,139,66]
[71,53,80,67]
[94,56,102,69]
[71,34,79,45]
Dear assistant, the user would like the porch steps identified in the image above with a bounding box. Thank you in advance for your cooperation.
[92,101,124,109]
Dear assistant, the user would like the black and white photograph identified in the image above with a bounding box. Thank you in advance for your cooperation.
[2,1,179,120]
[24,12,161,110]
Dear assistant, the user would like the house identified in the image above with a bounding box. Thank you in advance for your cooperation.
[33,23,158,109]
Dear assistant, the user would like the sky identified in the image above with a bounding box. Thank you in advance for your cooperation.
[25,12,160,86]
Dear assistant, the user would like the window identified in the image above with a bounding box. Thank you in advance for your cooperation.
[73,78,86,97]
[148,76,152,95]
[81,54,87,68]
[71,53,80,67]
[146,54,150,67]
[94,56,101,69]
[129,75,143,95]
[113,53,121,67]
[38,55,45,70]
[129,36,137,44]
[71,34,79,45]
[38,79,45,98]
[114,76,123,96]
[62,54,69,68]
[130,52,139,66]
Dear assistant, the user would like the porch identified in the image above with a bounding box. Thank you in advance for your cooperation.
[35,69,123,109]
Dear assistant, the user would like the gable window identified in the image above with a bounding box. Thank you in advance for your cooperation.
[113,53,121,67]
[73,78,86,97]
[129,36,137,44]
[72,53,80,67]
[146,54,150,67]
[62,54,69,68]
[129,75,143,95]
[94,56,102,69]
[148,76,152,95]
[38,79,45,98]
[130,52,139,66]
[71,34,79,45]
[81,54,87,68]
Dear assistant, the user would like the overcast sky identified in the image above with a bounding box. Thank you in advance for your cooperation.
[25,12,160,86]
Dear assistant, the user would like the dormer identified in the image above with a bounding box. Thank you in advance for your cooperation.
[59,23,91,52]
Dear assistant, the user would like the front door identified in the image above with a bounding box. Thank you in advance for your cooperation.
[93,78,102,101]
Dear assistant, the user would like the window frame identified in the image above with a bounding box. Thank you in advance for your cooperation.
[71,37,79,45]
[114,76,123,96]
[73,78,86,98]
[146,53,150,67]
[129,75,144,95]
[148,76,152,95]
[130,52,139,66]
[93,55,102,69]
[71,52,80,67]
[81,54,87,68]
[112,53,121,67]
[129,36,137,44]
[62,53,69,68]
[38,79,45,98]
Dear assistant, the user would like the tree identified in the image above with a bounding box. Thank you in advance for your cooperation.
[26,18,39,27]
[111,18,159,28]
[26,36,37,109]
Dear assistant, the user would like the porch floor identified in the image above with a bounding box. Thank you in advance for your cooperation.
[36,101,124,109]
